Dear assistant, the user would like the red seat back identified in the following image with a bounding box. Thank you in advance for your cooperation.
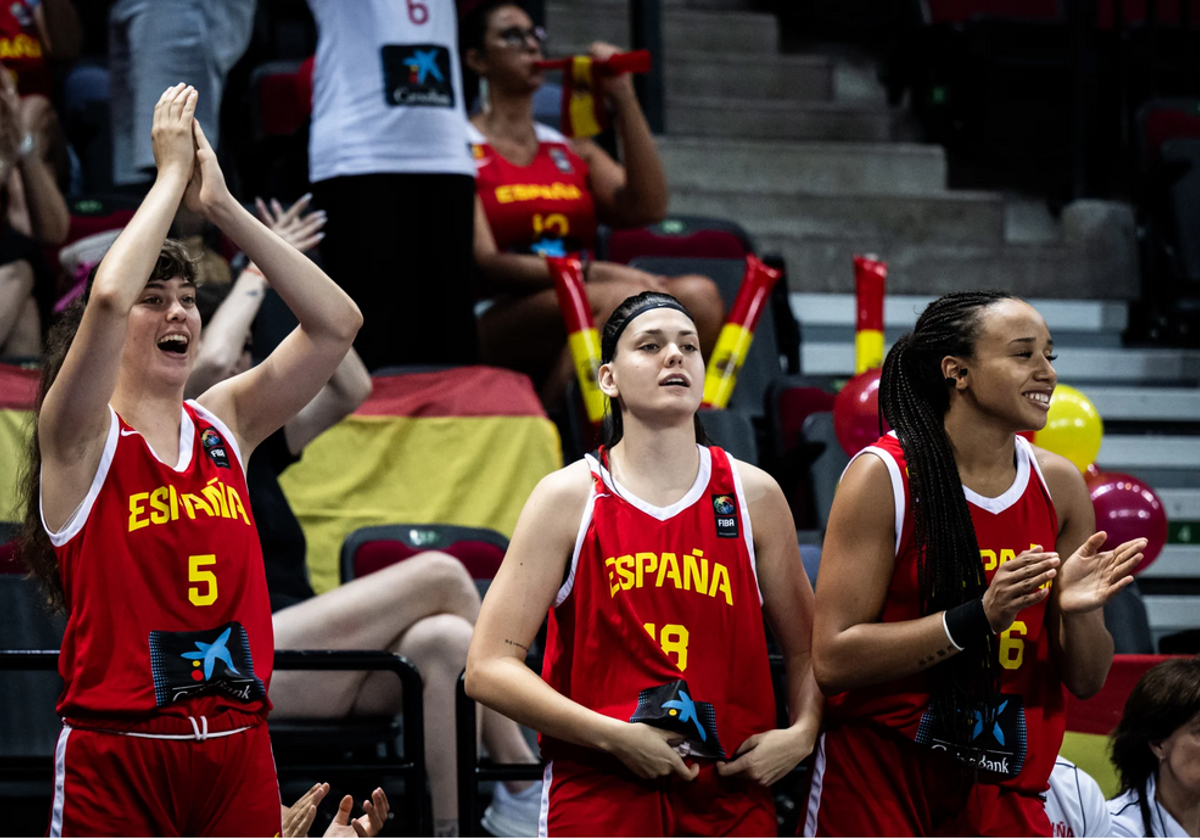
[353,539,506,582]
[604,218,754,265]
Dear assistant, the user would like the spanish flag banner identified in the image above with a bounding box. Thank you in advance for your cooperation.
[547,256,605,427]
[853,255,887,375]
[0,364,38,524]
[279,366,561,594]
[702,254,781,409]
[536,50,652,138]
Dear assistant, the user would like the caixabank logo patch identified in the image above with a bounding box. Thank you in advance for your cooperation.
[149,622,265,707]
[382,44,454,108]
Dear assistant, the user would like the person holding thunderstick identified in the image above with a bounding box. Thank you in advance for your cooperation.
[18,84,362,836]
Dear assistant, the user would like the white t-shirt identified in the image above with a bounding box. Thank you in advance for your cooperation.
[1109,775,1190,837]
[1045,757,1113,838]
[306,0,474,181]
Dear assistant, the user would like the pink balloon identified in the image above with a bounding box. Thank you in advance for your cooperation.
[1087,471,1168,575]
[834,369,892,456]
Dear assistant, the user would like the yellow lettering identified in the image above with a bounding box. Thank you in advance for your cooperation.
[0,41,11,60]
[635,552,657,589]
[128,492,150,531]
[999,548,1016,567]
[658,553,682,589]
[182,493,214,518]
[661,624,689,671]
[226,485,250,525]
[495,185,513,203]
[202,478,230,518]
[169,485,179,521]
[149,486,170,525]
[616,555,635,591]
[684,552,709,594]
[709,563,733,606]
[606,557,620,597]
[643,622,655,639]
[981,549,997,571]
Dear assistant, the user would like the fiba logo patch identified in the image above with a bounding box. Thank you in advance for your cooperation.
[200,427,230,469]
[712,494,738,538]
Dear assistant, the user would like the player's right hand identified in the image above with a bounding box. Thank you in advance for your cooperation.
[609,722,700,781]
[982,545,1060,632]
[151,83,197,180]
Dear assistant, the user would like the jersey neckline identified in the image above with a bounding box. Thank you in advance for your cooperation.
[115,404,195,473]
[591,444,713,522]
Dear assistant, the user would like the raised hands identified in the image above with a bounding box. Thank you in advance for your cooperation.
[324,789,389,838]
[183,117,232,218]
[150,83,197,181]
[256,194,327,254]
[1056,532,1147,615]
[982,546,1061,632]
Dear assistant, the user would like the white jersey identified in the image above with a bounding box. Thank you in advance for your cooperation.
[1044,757,1112,838]
[1108,775,1189,837]
[306,0,474,181]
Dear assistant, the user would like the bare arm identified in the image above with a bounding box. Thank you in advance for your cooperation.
[192,122,362,455]
[33,0,83,62]
[718,463,822,787]
[471,194,555,294]
[1040,449,1145,699]
[2,81,68,244]
[572,43,668,229]
[186,267,267,398]
[466,463,697,780]
[283,347,371,455]
[39,85,197,527]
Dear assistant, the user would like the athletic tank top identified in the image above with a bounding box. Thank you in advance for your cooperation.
[469,122,597,258]
[540,445,777,764]
[46,401,273,733]
[827,432,1065,794]
[0,1,51,98]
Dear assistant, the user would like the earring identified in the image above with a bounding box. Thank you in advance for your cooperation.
[480,77,491,116]
[945,377,957,387]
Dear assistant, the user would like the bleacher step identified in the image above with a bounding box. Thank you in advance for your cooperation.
[1085,387,1200,422]
[1138,546,1199,579]
[670,188,1005,246]
[789,294,1129,332]
[657,138,948,196]
[546,5,779,55]
[666,97,905,141]
[760,235,1140,299]
[1098,435,1200,471]
[666,53,833,102]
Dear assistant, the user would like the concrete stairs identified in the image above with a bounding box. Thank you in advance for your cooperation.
[544,0,1141,299]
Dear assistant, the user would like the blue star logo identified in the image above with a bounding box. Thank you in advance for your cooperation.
[180,627,241,681]
[531,237,567,257]
[970,700,1008,745]
[662,690,706,742]
[403,49,444,85]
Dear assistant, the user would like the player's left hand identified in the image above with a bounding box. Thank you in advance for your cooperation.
[183,118,233,219]
[1056,532,1147,614]
[716,728,812,787]
[282,782,330,837]
[324,789,389,838]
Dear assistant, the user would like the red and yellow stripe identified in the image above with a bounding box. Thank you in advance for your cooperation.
[548,256,605,425]
[702,255,781,409]
[853,255,887,374]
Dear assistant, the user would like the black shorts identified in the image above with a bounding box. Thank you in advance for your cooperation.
[312,172,478,371]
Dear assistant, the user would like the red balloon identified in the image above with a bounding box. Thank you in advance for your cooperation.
[1084,463,1103,484]
[1087,471,1168,575]
[834,369,891,456]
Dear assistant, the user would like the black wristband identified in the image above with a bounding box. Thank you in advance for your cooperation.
[943,598,992,650]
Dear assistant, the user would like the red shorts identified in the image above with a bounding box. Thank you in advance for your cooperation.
[541,754,776,837]
[803,724,1051,837]
[50,720,281,837]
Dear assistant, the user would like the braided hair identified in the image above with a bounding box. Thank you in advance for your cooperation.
[878,290,1018,747]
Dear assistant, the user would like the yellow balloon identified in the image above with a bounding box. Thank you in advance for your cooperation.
[1032,384,1103,473]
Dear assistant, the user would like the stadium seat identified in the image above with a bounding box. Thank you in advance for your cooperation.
[698,407,759,466]
[1104,580,1155,654]
[765,375,839,529]
[799,412,851,533]
[340,524,509,596]
[600,216,755,265]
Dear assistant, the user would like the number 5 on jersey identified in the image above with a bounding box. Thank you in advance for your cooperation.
[188,554,218,606]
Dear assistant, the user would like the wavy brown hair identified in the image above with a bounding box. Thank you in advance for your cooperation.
[18,240,198,612]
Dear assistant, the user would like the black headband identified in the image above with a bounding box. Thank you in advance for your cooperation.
[603,300,693,361]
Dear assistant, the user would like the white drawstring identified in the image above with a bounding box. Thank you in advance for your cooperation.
[186,716,209,742]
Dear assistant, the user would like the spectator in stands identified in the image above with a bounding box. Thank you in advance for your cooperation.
[282,782,388,838]
[108,0,255,188]
[0,0,82,100]
[461,2,724,403]
[0,64,68,359]
[1108,656,1200,837]
[1045,755,1113,838]
[305,0,479,372]
[189,196,543,839]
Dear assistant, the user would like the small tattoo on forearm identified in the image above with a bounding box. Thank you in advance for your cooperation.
[504,639,529,652]
[917,646,957,668]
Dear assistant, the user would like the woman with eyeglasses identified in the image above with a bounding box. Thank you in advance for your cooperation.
[460,1,726,406]
[304,0,480,372]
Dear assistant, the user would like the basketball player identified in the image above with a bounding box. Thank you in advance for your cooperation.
[466,292,823,836]
[17,84,361,836]
[807,291,1148,836]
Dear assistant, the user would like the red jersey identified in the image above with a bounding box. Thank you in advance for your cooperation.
[47,401,273,733]
[0,1,50,98]
[541,445,777,766]
[826,432,1065,794]
[469,122,597,258]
